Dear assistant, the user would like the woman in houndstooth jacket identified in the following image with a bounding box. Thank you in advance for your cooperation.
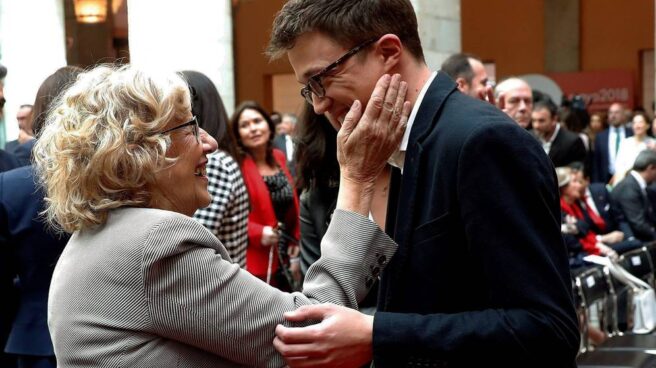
[181,71,250,267]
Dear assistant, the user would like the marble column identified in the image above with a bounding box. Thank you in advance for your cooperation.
[0,0,67,145]
[411,0,461,71]
[128,0,235,113]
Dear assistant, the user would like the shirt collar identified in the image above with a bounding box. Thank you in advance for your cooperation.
[548,124,561,144]
[630,170,647,191]
[388,71,437,170]
[400,71,437,152]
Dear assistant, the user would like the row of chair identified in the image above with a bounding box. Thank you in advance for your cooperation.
[574,243,656,367]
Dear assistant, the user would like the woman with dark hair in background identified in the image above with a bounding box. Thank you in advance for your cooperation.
[228,101,301,290]
[181,71,249,267]
[1,65,82,368]
[294,104,338,275]
[294,103,387,313]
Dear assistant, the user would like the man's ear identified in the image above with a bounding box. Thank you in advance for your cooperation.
[375,34,402,70]
[455,77,469,92]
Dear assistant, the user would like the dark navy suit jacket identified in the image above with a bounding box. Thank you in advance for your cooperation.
[592,127,633,183]
[611,173,656,242]
[373,73,579,367]
[273,134,296,178]
[0,166,69,356]
[588,182,634,238]
[546,128,586,167]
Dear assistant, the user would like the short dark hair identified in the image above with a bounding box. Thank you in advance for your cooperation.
[267,0,424,62]
[228,100,277,167]
[633,150,656,172]
[440,53,479,84]
[0,64,6,79]
[533,99,558,119]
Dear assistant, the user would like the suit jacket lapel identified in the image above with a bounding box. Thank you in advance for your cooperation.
[394,72,456,251]
[380,72,457,310]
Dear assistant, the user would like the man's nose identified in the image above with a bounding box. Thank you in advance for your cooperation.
[312,94,331,115]
[518,99,528,111]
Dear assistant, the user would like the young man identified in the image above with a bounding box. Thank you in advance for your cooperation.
[268,1,579,367]
[531,100,586,167]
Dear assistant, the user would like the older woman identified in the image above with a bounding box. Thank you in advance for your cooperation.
[35,65,407,367]
[557,166,618,261]
[228,101,300,290]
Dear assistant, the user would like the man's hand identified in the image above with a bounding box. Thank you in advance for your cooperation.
[478,85,496,105]
[274,303,374,368]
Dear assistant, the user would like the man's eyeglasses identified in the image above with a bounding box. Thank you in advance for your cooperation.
[300,37,378,105]
[161,116,199,141]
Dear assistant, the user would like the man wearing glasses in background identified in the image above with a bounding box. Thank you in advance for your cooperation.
[267,0,579,367]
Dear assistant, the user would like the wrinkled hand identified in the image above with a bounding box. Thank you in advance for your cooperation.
[261,226,279,246]
[599,231,624,245]
[274,303,374,368]
[337,73,411,186]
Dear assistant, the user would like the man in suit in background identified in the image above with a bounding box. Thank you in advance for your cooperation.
[440,52,492,101]
[592,103,633,183]
[273,113,297,178]
[5,104,34,156]
[494,77,533,129]
[611,149,656,242]
[0,66,80,368]
[532,100,586,167]
[267,0,579,366]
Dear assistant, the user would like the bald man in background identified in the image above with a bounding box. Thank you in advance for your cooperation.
[440,53,492,101]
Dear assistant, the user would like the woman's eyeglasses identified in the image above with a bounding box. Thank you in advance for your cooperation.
[161,116,199,141]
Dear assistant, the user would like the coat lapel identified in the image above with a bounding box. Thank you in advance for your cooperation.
[393,72,456,251]
[380,72,457,309]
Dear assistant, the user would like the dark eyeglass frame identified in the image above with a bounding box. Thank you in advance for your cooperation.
[300,37,378,105]
[161,116,199,141]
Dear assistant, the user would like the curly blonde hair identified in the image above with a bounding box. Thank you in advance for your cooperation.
[34,65,191,233]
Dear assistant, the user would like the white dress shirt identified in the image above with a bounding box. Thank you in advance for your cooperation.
[539,123,561,154]
[630,170,647,194]
[388,71,438,172]
[608,126,626,174]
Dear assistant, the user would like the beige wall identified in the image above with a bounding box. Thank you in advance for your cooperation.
[233,0,290,114]
[461,0,545,78]
[580,0,654,108]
